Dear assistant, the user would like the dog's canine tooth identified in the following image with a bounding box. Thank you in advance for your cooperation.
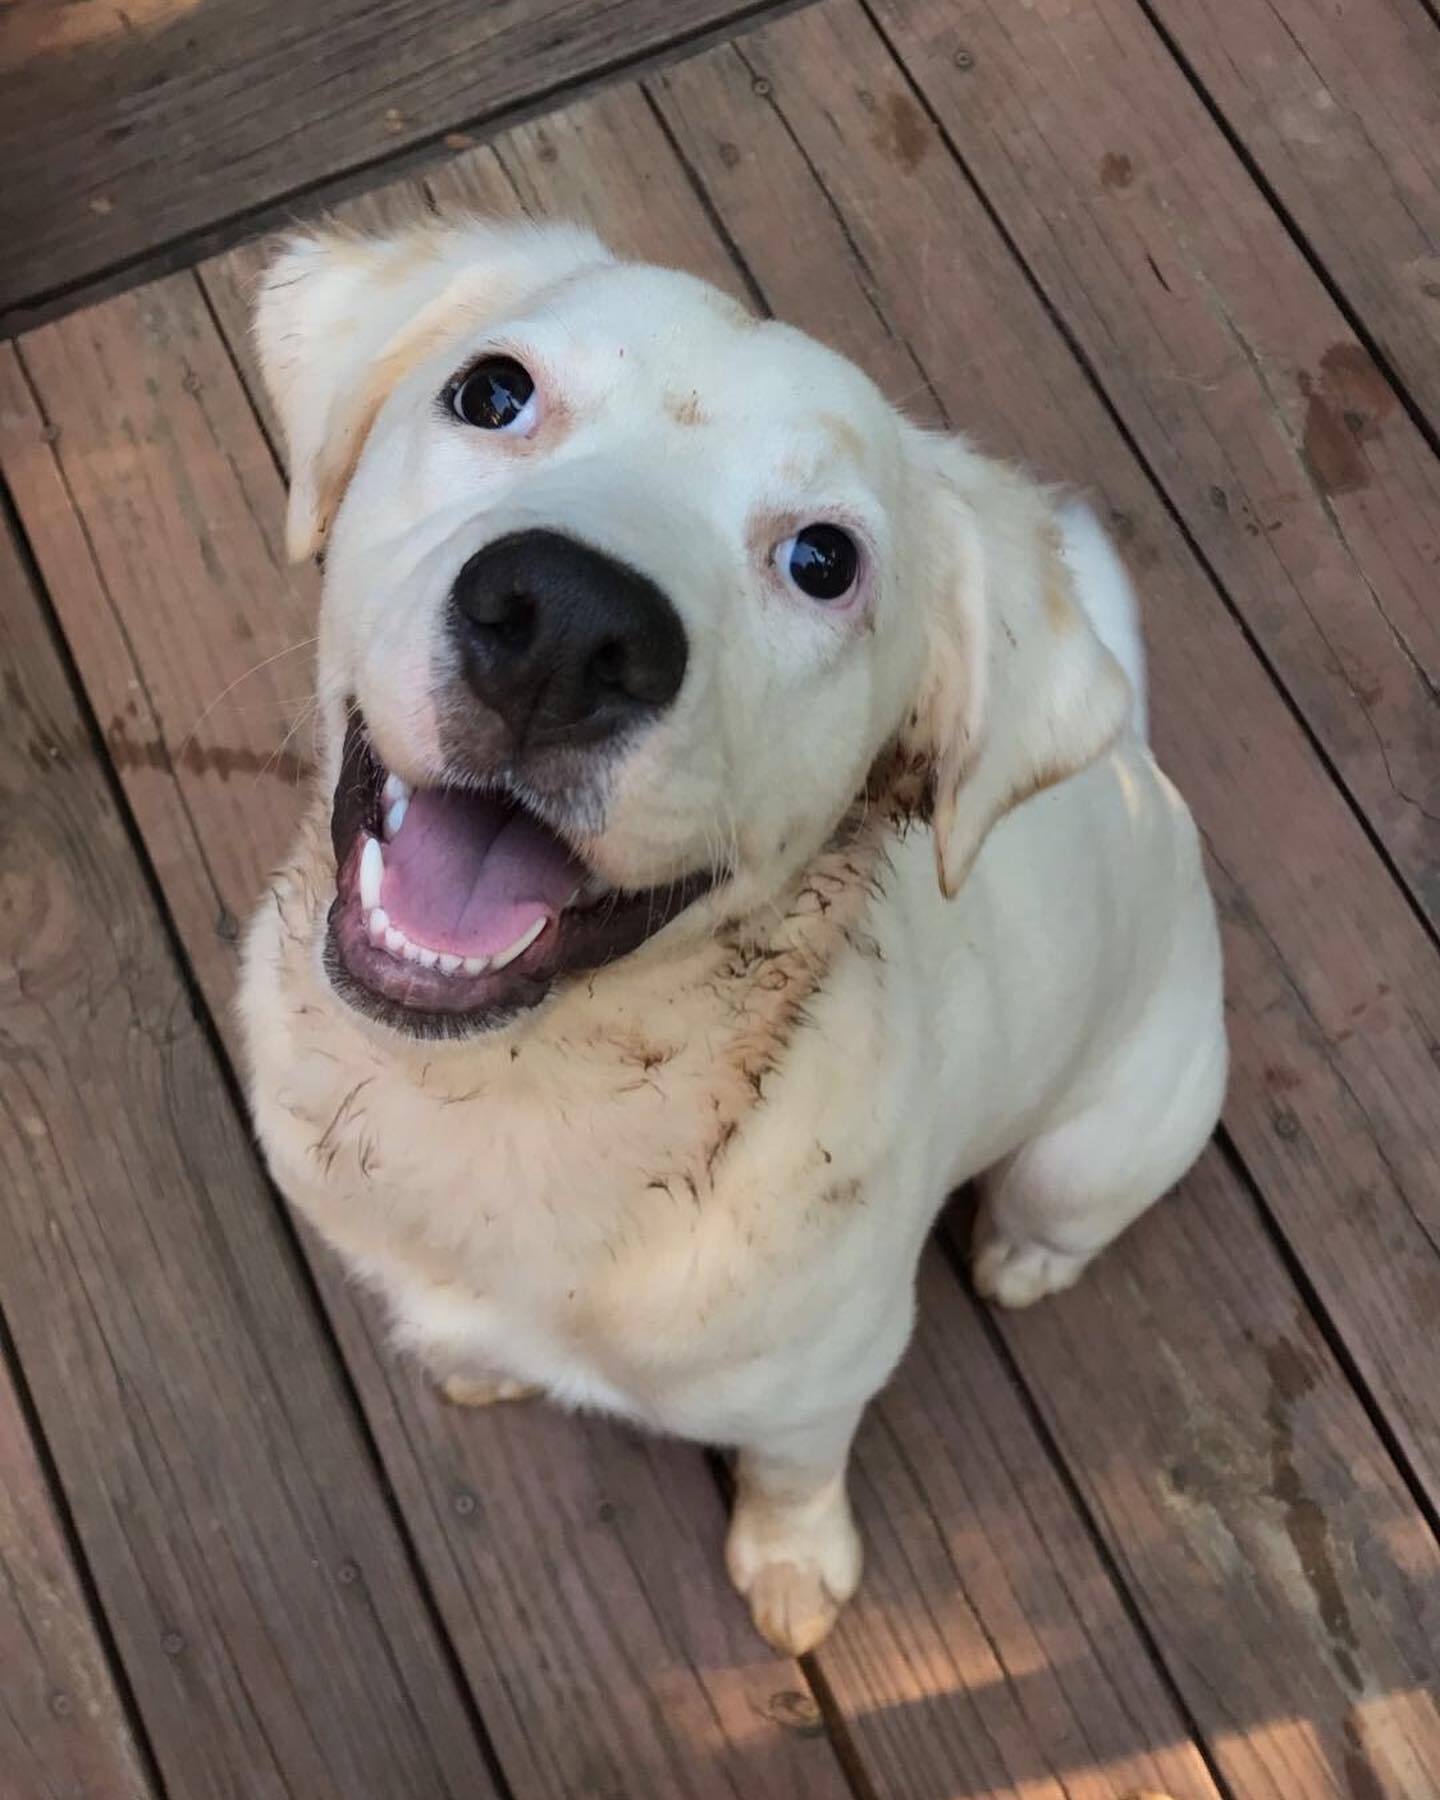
[359,835,384,911]
[381,773,411,808]
[367,907,390,945]
[437,953,462,975]
[462,955,489,976]
[385,796,409,839]
[384,926,407,957]
[491,916,546,971]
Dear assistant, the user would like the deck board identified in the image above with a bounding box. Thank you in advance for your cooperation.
[0,482,502,1800]
[1140,0,1440,443]
[870,0,1440,938]
[0,1191,154,1800]
[4,0,1440,1794]
[0,0,810,321]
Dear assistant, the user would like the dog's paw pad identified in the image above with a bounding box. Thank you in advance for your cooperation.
[439,1373,539,1408]
[972,1233,1091,1308]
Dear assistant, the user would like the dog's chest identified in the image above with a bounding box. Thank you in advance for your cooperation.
[261,1007,834,1393]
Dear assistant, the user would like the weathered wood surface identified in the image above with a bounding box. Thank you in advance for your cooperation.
[0,496,502,1800]
[5,0,1440,1793]
[1141,0,1440,442]
[0,1239,155,1800]
[10,82,1236,1800]
[0,0,810,321]
[871,0,1440,934]
[651,0,1440,1542]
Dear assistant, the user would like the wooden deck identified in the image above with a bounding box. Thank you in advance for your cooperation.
[3,1,1439,1794]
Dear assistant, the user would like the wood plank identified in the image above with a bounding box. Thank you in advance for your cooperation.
[970,1153,1440,1799]
[0,1327,154,1800]
[0,0,810,320]
[0,508,501,1798]
[0,303,855,1798]
[868,0,1440,933]
[650,0,1440,1530]
[643,3,1440,1785]
[24,94,1229,1800]
[1139,0,1440,443]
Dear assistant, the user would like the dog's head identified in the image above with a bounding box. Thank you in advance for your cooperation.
[256,216,1130,1037]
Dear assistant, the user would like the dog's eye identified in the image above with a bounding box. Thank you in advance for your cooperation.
[778,524,860,602]
[449,358,537,431]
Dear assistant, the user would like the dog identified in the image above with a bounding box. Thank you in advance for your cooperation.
[240,215,1226,1655]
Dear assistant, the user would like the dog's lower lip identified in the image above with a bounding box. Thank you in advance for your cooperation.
[323,712,716,1035]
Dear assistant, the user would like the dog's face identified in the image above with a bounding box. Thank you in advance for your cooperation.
[256,219,1129,1037]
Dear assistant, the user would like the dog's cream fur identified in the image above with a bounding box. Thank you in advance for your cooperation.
[240,217,1226,1654]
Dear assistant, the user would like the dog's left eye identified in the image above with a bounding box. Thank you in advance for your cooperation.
[777,524,860,602]
[449,357,537,431]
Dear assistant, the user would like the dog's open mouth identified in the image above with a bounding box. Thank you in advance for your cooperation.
[325,716,716,1035]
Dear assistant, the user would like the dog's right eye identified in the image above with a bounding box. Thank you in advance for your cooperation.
[449,358,537,432]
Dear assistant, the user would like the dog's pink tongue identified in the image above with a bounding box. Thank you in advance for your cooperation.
[380,787,584,957]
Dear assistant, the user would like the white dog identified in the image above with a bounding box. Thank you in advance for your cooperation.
[240,216,1226,1655]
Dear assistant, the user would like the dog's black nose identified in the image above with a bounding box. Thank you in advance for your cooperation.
[451,530,688,749]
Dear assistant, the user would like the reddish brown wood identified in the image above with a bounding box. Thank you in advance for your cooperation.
[0,504,500,1800]
[0,1293,154,1800]
[1141,0,1440,443]
[0,0,814,318]
[868,0,1440,935]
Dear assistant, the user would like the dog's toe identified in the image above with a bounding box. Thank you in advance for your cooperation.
[745,1561,844,1656]
[726,1479,861,1655]
[439,1373,540,1407]
[972,1232,1091,1308]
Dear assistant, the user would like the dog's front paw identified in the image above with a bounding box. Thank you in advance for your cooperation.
[725,1479,861,1656]
[971,1228,1091,1308]
[438,1372,540,1407]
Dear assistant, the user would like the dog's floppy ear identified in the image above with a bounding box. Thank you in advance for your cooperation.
[253,215,611,561]
[904,437,1134,898]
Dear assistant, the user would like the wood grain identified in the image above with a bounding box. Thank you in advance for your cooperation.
[1,282,855,1799]
[650,0,1440,1537]
[1140,0,1440,443]
[969,1147,1440,1800]
[869,0,1440,933]
[17,92,1234,1799]
[0,1319,154,1800]
[0,512,499,1799]
[0,0,809,319]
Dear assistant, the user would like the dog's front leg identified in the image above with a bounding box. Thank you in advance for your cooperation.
[726,1408,864,1655]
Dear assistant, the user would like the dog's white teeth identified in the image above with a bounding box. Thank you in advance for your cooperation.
[359,835,384,912]
[384,796,409,839]
[367,906,390,945]
[491,916,547,971]
[416,946,440,970]
[462,955,489,976]
[437,953,462,975]
[384,926,407,956]
[382,773,411,808]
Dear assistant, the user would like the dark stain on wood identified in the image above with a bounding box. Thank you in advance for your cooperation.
[1299,343,1396,496]
[1099,150,1134,188]
[871,93,930,173]
[106,714,311,782]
